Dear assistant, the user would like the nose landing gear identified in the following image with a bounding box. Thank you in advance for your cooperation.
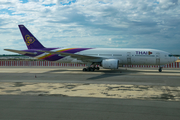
[158,67,163,72]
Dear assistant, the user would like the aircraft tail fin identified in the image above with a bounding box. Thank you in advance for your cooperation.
[18,25,45,49]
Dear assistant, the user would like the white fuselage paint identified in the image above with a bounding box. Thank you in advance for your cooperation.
[42,48,177,66]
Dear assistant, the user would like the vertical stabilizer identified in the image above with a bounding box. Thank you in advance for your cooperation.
[18,25,45,49]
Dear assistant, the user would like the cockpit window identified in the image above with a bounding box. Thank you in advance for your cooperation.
[168,54,173,57]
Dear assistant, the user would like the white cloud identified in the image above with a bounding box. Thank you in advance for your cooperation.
[0,0,180,54]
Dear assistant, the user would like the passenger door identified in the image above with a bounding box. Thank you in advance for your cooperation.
[156,53,160,65]
[127,52,131,64]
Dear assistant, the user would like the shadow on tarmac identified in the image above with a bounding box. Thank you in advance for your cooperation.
[45,67,180,74]
[86,74,124,80]
[44,68,180,80]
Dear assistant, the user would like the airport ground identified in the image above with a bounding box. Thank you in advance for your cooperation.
[0,67,180,120]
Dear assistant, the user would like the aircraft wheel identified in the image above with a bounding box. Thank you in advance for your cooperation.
[83,68,87,71]
[91,68,95,71]
[87,67,91,71]
[159,68,162,72]
[86,67,94,72]
[96,67,100,70]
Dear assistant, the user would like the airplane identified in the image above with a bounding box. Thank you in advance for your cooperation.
[4,25,179,72]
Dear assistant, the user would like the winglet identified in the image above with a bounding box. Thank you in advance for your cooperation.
[18,25,45,49]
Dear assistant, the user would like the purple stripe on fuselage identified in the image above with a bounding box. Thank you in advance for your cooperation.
[23,48,92,61]
[42,48,92,61]
[62,48,92,54]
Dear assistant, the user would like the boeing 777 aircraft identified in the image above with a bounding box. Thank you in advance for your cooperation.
[4,25,178,72]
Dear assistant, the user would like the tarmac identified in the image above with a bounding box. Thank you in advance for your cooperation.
[0,67,180,120]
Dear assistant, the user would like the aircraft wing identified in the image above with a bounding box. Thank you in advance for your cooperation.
[4,49,36,55]
[38,50,103,62]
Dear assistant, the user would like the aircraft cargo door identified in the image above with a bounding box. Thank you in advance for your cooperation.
[156,53,160,65]
[127,52,131,64]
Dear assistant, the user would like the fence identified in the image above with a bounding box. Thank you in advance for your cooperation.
[0,61,85,67]
[0,61,179,68]
[123,62,180,68]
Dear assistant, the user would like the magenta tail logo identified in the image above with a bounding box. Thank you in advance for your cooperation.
[25,35,35,46]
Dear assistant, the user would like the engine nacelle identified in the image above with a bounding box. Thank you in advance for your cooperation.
[102,59,119,69]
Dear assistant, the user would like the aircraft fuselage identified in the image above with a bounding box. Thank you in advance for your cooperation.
[32,48,177,66]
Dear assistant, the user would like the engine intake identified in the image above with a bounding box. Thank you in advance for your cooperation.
[102,59,119,69]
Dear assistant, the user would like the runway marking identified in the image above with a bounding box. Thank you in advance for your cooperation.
[0,82,180,101]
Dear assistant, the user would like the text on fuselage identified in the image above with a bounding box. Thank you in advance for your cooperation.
[136,51,152,55]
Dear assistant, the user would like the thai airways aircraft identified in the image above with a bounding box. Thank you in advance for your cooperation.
[4,25,178,72]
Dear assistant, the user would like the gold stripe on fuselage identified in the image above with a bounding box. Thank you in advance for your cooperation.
[37,48,76,60]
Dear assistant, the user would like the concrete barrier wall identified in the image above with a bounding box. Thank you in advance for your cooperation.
[0,61,86,67]
[0,61,179,68]
[123,62,180,68]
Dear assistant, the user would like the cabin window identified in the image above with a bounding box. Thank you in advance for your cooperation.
[85,54,98,56]
[99,54,112,56]
[113,54,122,56]
[135,55,155,57]
[168,54,173,57]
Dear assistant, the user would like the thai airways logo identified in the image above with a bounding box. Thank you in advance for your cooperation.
[136,51,152,55]
[148,51,152,55]
[25,35,35,46]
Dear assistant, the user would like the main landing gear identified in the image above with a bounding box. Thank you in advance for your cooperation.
[82,67,100,72]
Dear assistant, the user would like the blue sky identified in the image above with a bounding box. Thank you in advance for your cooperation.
[0,0,180,54]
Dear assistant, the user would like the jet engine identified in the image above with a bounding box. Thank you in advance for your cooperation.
[102,59,119,69]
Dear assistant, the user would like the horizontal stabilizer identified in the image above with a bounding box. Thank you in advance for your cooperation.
[4,49,36,55]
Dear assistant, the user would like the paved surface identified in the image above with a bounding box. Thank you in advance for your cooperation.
[0,67,180,120]
[0,95,180,120]
[0,67,180,86]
